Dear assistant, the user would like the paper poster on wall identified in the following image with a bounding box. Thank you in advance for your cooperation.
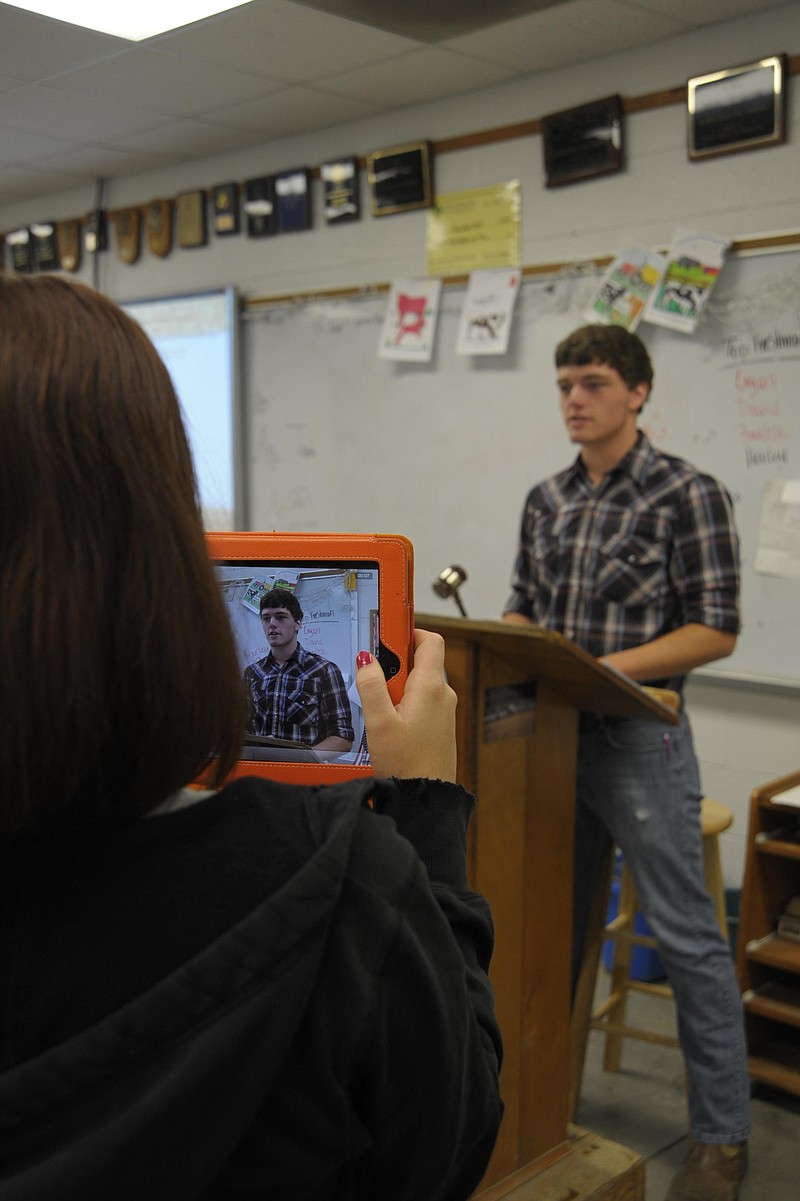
[456,267,521,355]
[755,478,800,579]
[585,245,666,331]
[643,227,731,334]
[425,181,521,276]
[378,278,442,362]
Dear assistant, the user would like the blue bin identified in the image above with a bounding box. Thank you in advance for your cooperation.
[603,874,666,982]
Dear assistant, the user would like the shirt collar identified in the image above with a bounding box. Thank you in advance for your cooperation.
[267,640,307,667]
[568,430,655,489]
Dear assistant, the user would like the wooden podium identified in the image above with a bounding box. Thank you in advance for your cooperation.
[416,614,679,1199]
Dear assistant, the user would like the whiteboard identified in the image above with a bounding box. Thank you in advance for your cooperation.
[242,252,800,689]
[123,288,242,529]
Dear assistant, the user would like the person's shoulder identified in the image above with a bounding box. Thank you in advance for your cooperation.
[524,460,574,507]
[188,776,374,872]
[296,644,343,675]
[648,443,729,497]
[187,776,317,841]
[244,653,271,676]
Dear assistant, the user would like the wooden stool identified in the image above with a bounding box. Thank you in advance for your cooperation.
[589,797,733,1072]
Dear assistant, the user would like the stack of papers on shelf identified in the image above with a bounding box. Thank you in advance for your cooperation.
[772,784,800,809]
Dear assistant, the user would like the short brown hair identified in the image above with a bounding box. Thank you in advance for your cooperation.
[555,324,654,394]
[0,275,245,838]
[260,588,303,623]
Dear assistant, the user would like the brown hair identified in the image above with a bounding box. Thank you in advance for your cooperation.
[260,588,303,623]
[0,275,245,838]
[555,324,654,395]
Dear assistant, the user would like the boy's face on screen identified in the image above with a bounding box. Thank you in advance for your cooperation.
[261,607,301,655]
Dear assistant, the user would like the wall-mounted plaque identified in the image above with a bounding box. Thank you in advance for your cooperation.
[244,176,277,237]
[113,208,141,264]
[146,200,172,258]
[688,55,786,160]
[30,222,59,271]
[84,209,107,253]
[56,220,81,272]
[542,95,623,187]
[367,141,432,216]
[321,157,360,225]
[177,190,208,248]
[275,168,312,232]
[7,228,33,273]
[213,183,241,236]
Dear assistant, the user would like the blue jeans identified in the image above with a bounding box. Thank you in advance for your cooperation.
[573,709,751,1144]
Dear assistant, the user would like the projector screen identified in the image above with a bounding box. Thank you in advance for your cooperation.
[122,287,242,529]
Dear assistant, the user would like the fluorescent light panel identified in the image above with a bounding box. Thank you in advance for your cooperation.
[6,0,254,40]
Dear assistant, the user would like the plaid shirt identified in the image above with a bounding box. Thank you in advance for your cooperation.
[505,433,740,680]
[244,642,354,745]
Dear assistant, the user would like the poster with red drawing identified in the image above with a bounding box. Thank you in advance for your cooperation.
[378,277,442,362]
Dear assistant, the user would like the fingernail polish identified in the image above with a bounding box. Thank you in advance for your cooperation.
[356,651,373,668]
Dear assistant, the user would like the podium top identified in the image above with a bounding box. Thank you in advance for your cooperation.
[415,613,679,726]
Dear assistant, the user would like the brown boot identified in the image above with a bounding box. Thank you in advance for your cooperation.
[664,1142,747,1201]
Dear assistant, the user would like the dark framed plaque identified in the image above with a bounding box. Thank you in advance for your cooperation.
[275,168,312,233]
[177,190,208,248]
[7,228,33,273]
[30,222,59,271]
[542,95,623,187]
[146,199,172,258]
[244,176,277,237]
[213,182,241,236]
[321,156,360,225]
[367,141,432,217]
[688,55,786,160]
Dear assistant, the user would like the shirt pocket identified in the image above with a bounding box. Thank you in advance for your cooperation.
[285,679,320,738]
[595,515,670,607]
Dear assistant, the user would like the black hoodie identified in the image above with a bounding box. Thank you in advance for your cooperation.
[0,776,502,1200]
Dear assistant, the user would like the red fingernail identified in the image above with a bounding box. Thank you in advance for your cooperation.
[356,651,373,668]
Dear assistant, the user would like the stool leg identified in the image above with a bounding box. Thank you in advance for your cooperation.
[602,864,637,1073]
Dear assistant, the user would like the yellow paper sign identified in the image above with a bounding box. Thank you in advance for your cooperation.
[425,181,521,276]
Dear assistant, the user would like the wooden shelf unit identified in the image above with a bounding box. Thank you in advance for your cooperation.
[737,771,800,1097]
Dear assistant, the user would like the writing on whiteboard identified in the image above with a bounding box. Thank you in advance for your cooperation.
[724,330,800,360]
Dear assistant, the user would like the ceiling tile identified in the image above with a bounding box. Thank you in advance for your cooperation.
[113,118,278,159]
[0,3,129,81]
[0,83,175,141]
[153,0,423,82]
[630,0,785,26]
[45,47,281,118]
[38,143,174,178]
[204,86,384,138]
[288,0,575,41]
[319,47,520,106]
[443,0,690,72]
[0,125,84,165]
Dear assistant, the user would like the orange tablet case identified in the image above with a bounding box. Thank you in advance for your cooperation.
[205,531,414,785]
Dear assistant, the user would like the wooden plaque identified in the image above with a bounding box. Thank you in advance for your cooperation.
[146,200,173,258]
